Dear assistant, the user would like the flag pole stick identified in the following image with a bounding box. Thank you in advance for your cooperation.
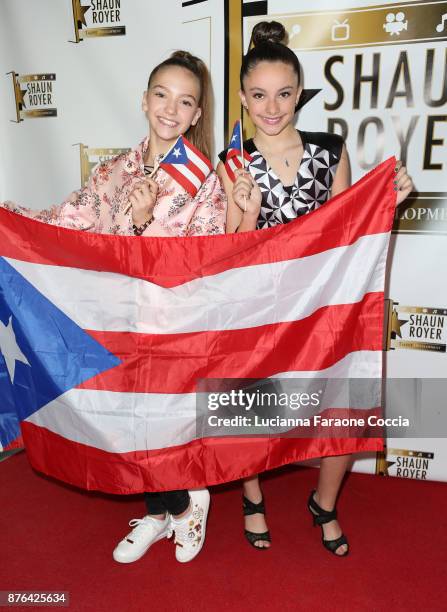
[124,137,178,215]
[124,160,160,216]
[239,117,245,171]
[239,116,248,213]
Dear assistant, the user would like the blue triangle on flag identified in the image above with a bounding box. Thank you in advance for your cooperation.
[162,136,188,165]
[228,120,242,152]
[0,256,121,449]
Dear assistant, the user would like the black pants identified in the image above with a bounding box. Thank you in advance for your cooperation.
[144,489,190,516]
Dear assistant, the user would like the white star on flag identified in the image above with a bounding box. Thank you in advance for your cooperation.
[0,316,30,383]
[231,135,237,142]
[173,148,181,158]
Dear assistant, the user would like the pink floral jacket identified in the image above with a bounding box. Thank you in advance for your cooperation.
[2,138,227,237]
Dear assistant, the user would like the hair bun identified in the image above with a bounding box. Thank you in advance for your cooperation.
[169,50,206,73]
[251,21,286,46]
[170,50,194,61]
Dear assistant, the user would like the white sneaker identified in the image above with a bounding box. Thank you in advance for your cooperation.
[113,515,172,563]
[171,489,210,563]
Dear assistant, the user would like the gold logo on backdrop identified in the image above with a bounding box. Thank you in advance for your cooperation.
[76,144,130,187]
[70,0,126,43]
[394,193,447,235]
[7,72,57,122]
[385,300,447,353]
[376,448,434,479]
[251,1,447,51]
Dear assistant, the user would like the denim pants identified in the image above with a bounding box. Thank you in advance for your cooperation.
[143,490,190,515]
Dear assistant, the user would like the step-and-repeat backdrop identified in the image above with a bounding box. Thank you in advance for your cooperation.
[1,0,446,482]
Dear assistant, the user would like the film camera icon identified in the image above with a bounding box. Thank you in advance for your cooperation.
[331,19,350,41]
[383,12,408,36]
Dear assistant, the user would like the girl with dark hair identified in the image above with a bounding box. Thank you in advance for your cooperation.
[218,21,412,554]
[3,51,226,563]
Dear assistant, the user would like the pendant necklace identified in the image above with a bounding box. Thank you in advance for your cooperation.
[254,138,292,168]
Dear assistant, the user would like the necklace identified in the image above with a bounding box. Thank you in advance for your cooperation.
[253,138,298,168]
[144,150,164,166]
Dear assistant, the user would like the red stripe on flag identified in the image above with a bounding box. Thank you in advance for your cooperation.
[80,292,383,393]
[21,417,383,493]
[224,150,252,183]
[227,149,252,163]
[3,436,24,452]
[224,164,235,183]
[224,157,240,182]
[0,157,396,287]
[185,160,206,183]
[159,163,197,196]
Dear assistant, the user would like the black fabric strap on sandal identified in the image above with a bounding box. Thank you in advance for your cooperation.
[243,495,271,548]
[308,492,338,525]
[323,533,348,553]
[308,490,349,555]
[244,529,271,546]
[243,495,266,516]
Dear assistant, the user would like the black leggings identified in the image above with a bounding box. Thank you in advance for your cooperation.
[144,489,190,516]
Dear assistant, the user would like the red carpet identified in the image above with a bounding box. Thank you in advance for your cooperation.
[1,451,446,612]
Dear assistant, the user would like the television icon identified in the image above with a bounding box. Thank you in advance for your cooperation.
[331,19,350,41]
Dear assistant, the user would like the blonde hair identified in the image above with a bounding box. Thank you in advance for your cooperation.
[148,51,213,160]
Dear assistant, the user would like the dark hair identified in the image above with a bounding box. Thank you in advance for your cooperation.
[240,21,301,89]
[147,51,213,160]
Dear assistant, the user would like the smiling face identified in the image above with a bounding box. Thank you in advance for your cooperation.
[240,61,301,137]
[143,65,202,146]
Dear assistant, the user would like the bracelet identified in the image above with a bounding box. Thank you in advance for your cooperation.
[133,217,153,236]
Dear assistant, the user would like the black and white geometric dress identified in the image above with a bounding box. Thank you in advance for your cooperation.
[220,130,343,229]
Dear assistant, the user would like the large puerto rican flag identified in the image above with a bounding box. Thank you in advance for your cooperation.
[0,158,396,494]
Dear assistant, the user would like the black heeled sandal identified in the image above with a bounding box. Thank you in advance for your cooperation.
[243,495,271,549]
[307,490,349,556]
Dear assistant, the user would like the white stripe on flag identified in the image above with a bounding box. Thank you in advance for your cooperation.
[228,157,242,175]
[171,163,203,189]
[26,351,381,453]
[6,232,389,334]
[184,143,211,176]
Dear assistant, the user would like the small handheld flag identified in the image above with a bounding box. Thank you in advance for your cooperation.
[160,135,212,197]
[224,120,252,182]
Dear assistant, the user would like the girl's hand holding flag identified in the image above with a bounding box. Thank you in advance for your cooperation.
[124,155,161,217]
[232,168,262,217]
[124,134,213,219]
[128,178,158,226]
[219,119,260,227]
